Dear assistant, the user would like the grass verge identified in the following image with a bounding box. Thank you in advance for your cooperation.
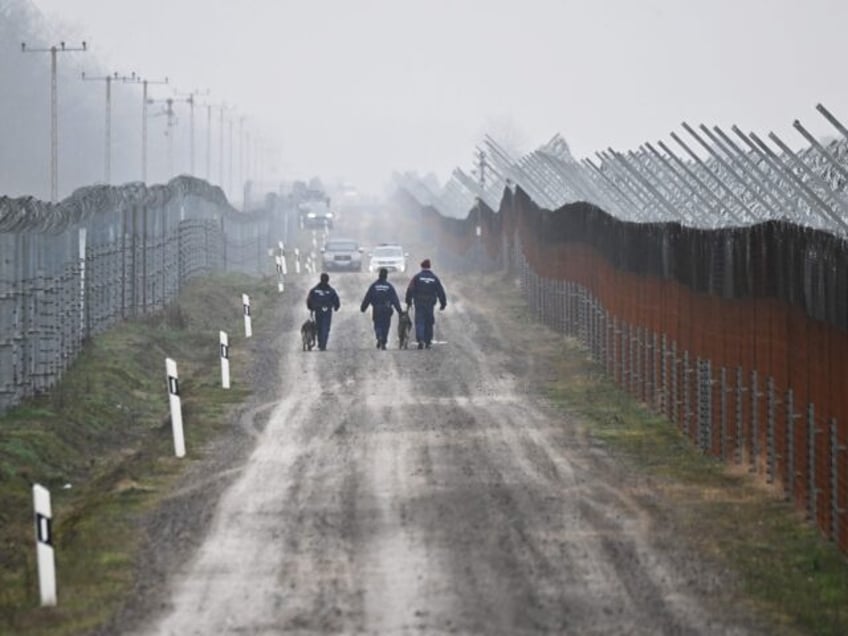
[0,273,279,636]
[488,272,848,636]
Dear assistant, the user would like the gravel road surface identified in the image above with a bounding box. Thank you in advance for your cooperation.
[130,264,761,635]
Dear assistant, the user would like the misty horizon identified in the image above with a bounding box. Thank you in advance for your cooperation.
[2,0,848,201]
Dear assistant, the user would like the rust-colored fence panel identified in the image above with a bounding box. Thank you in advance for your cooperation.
[401,187,848,553]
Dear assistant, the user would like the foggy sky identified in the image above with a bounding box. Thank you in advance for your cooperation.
[25,0,848,195]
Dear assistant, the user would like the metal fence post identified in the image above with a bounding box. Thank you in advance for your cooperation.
[767,376,776,483]
[697,359,706,451]
[671,341,679,426]
[736,367,746,464]
[621,322,629,391]
[627,324,635,395]
[652,332,661,411]
[680,349,693,432]
[558,280,566,333]
[831,418,843,541]
[750,370,761,473]
[660,334,668,416]
[720,367,728,459]
[787,389,796,500]
[808,403,818,522]
[683,351,692,437]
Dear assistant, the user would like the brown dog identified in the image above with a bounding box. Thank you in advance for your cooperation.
[397,310,412,349]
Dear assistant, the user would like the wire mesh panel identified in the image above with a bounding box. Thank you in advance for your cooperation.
[0,176,284,413]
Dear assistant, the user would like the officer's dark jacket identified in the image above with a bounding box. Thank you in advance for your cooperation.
[405,269,446,309]
[307,283,340,312]
[360,279,402,316]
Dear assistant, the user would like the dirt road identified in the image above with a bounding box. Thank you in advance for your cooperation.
[130,265,762,635]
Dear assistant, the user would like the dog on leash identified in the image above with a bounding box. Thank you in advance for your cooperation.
[301,315,317,351]
[397,310,412,349]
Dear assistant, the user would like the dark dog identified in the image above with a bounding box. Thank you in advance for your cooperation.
[397,311,412,349]
[301,317,317,351]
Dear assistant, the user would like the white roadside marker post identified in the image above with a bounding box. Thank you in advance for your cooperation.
[242,293,252,338]
[165,358,186,458]
[295,248,301,274]
[275,256,284,293]
[220,331,230,389]
[278,240,288,288]
[33,484,57,607]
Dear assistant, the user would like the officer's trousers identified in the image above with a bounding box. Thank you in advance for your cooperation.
[315,307,333,349]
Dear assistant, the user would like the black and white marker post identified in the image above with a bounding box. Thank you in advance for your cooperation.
[219,330,230,389]
[33,483,57,606]
[242,293,252,338]
[277,240,287,293]
[165,358,186,458]
[275,256,284,293]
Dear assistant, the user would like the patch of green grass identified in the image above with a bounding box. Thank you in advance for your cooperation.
[487,274,848,635]
[556,358,848,633]
[0,273,280,635]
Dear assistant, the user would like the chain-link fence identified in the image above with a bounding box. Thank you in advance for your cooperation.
[0,176,291,413]
[397,172,848,555]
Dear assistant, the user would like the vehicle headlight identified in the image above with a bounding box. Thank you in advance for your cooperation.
[307,212,316,218]
[325,213,334,218]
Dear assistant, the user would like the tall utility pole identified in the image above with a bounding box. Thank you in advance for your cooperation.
[81,71,135,184]
[164,98,176,178]
[147,97,177,179]
[135,76,168,183]
[244,130,251,192]
[218,104,227,188]
[202,101,225,183]
[186,94,195,176]
[242,130,252,208]
[253,140,261,190]
[206,103,213,180]
[238,115,246,203]
[21,41,87,202]
[228,114,235,197]
[176,89,209,177]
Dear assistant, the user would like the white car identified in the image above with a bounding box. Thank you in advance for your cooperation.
[368,244,408,273]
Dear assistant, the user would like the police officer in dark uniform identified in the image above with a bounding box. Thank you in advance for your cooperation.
[306,272,340,351]
[360,267,403,349]
[405,258,447,349]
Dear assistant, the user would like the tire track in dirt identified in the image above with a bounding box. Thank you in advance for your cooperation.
[136,270,763,635]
